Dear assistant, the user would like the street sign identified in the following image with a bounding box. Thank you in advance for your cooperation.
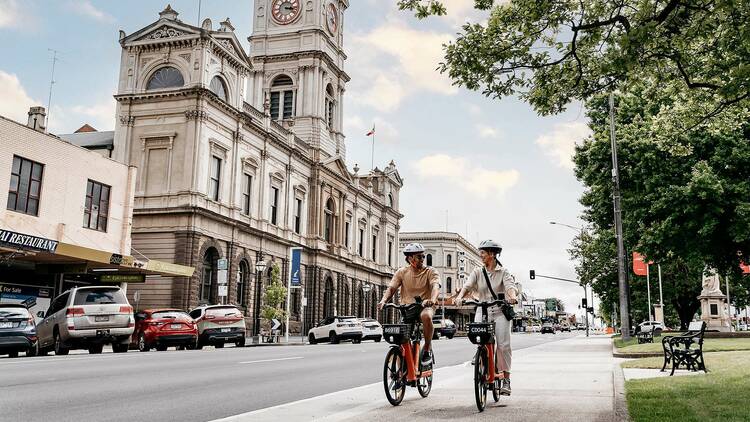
[271,318,281,330]
[217,258,228,270]
[217,269,228,285]
[100,274,146,283]
[218,285,228,297]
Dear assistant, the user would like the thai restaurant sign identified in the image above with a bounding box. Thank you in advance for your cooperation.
[0,229,58,254]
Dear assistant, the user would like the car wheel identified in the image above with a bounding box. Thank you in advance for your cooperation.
[54,331,69,356]
[447,334,454,339]
[88,344,103,354]
[353,337,362,344]
[330,331,339,344]
[215,342,224,349]
[138,334,150,352]
[112,343,128,353]
[375,336,382,343]
[308,333,317,345]
[156,345,168,352]
[235,337,245,348]
[432,332,440,340]
[27,343,39,357]
[8,350,19,358]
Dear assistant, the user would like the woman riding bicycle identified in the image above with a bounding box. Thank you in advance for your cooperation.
[455,239,518,395]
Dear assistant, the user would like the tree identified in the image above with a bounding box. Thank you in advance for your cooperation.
[261,263,287,331]
[398,0,750,122]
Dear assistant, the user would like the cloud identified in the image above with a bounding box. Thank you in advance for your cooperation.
[70,100,116,127]
[67,0,114,23]
[413,154,519,198]
[476,123,500,140]
[0,0,32,30]
[0,70,42,124]
[535,122,591,169]
[348,19,456,112]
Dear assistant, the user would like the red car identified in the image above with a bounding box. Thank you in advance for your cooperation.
[132,309,197,352]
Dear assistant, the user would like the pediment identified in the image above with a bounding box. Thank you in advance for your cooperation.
[321,156,353,183]
[212,34,248,62]
[124,21,199,45]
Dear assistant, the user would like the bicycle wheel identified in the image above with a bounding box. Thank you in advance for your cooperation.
[492,349,500,402]
[417,350,433,398]
[474,347,488,412]
[383,347,406,406]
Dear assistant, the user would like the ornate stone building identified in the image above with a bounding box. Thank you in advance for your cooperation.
[111,2,403,335]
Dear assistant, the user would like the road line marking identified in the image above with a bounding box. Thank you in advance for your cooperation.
[238,356,303,364]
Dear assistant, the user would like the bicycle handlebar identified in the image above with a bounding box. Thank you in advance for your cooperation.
[464,299,507,308]
[384,302,423,310]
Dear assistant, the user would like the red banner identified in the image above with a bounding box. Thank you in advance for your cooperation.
[741,262,750,274]
[632,252,652,276]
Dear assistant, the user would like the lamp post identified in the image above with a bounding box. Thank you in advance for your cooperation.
[549,221,590,337]
[253,255,266,339]
[362,282,372,319]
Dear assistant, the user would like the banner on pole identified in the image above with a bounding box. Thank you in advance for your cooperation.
[632,252,653,276]
[289,247,302,287]
[741,262,750,274]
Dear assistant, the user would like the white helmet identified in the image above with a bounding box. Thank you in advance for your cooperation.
[403,243,426,255]
[478,239,502,253]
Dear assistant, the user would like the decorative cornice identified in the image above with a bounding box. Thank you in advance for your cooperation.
[119,115,136,126]
[185,109,207,121]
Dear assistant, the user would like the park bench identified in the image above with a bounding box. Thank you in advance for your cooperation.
[636,325,654,344]
[661,321,707,376]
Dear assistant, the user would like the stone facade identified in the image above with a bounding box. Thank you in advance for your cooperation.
[111,3,402,335]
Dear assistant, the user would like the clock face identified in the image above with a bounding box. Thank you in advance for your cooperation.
[271,0,301,25]
[326,3,338,34]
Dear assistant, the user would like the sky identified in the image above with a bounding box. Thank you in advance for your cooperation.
[0,0,597,318]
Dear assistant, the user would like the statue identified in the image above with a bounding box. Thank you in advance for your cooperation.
[701,269,723,296]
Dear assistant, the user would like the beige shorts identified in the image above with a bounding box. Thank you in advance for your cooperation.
[421,306,435,320]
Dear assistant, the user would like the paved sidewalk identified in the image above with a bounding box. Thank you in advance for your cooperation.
[213,335,617,422]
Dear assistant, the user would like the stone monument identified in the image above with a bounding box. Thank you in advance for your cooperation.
[699,269,730,332]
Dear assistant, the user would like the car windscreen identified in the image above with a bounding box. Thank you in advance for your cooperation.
[0,307,31,318]
[73,288,128,305]
[205,307,241,317]
[151,311,189,319]
[338,317,358,323]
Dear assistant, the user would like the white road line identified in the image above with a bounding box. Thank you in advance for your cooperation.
[238,356,304,364]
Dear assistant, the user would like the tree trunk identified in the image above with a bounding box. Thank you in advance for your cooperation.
[674,297,700,330]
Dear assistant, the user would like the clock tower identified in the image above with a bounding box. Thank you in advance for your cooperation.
[247,0,350,161]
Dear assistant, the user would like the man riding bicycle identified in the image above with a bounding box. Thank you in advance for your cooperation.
[455,239,518,395]
[378,242,439,368]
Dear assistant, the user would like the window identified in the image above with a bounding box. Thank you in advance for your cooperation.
[325,84,335,128]
[426,254,433,266]
[446,277,452,294]
[388,194,394,208]
[447,254,452,267]
[200,249,218,303]
[238,260,249,306]
[83,180,110,232]
[7,155,43,216]
[294,198,303,234]
[270,186,279,225]
[242,174,252,215]
[324,198,334,242]
[371,234,377,261]
[209,76,228,102]
[146,66,184,90]
[209,156,221,201]
[270,75,294,120]
[388,241,393,266]
[358,229,364,256]
[344,221,350,247]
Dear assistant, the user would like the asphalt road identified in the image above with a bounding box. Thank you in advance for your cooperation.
[0,332,579,422]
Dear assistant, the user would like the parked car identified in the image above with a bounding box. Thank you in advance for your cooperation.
[0,304,38,357]
[541,321,555,334]
[308,316,362,344]
[37,286,133,355]
[356,318,382,342]
[560,322,571,332]
[432,316,457,339]
[576,323,586,330]
[637,321,664,335]
[132,309,198,352]
[189,305,245,349]
[738,323,748,331]
[530,323,542,333]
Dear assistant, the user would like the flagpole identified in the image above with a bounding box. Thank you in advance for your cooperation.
[371,124,375,171]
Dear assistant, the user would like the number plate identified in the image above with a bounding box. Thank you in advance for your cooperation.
[95,316,109,322]
[170,324,182,329]
[0,321,12,328]
[221,328,230,333]
[96,329,109,336]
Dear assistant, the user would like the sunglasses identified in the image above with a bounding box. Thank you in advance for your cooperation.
[410,254,426,260]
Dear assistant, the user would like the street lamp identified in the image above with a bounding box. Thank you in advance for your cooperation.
[549,221,591,337]
[253,254,267,339]
[362,283,372,319]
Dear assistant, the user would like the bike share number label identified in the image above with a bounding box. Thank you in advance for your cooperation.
[384,326,403,334]
[470,326,488,334]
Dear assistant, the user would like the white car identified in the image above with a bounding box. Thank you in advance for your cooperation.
[529,323,541,333]
[638,321,664,332]
[308,316,362,344]
[357,318,383,342]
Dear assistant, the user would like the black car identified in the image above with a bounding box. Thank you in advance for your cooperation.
[0,304,38,357]
[432,317,457,339]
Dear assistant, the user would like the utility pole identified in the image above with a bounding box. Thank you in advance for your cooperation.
[46,49,60,130]
[610,92,631,340]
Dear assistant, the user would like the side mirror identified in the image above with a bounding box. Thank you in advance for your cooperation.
[37,311,45,318]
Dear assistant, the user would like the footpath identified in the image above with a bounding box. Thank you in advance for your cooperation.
[213,335,620,422]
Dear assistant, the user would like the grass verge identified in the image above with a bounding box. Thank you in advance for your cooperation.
[624,351,750,422]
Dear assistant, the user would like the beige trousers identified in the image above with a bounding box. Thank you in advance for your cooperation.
[475,306,512,373]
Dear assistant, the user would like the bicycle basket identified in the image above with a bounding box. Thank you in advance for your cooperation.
[467,323,495,345]
[383,324,409,344]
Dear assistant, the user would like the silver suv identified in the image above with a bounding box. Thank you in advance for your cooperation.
[37,286,134,355]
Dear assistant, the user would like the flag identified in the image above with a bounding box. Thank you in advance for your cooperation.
[632,252,652,276]
[366,125,375,136]
[741,262,750,274]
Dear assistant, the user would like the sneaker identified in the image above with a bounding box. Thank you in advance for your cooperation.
[500,378,511,396]
[421,350,432,367]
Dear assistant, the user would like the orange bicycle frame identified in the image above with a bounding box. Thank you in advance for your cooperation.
[485,343,497,383]
[401,340,432,382]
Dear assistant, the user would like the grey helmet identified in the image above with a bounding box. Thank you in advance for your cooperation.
[478,239,503,264]
[403,242,426,255]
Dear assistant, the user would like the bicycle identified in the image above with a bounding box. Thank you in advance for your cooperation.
[381,297,434,406]
[465,298,507,412]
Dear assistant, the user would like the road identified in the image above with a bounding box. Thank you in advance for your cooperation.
[0,332,579,422]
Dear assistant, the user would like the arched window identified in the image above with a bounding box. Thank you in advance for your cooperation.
[342,283,350,315]
[446,277,452,294]
[200,248,219,303]
[270,75,294,120]
[388,194,394,208]
[323,277,334,317]
[447,254,452,267]
[146,66,184,90]
[357,286,364,317]
[209,76,228,102]
[426,254,433,267]
[324,198,335,243]
[237,260,249,306]
[325,84,335,129]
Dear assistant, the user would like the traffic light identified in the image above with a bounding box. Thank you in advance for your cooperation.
[582,298,587,307]
[587,306,594,314]
[529,270,535,280]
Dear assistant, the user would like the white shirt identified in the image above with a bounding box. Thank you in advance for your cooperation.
[463,264,518,302]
